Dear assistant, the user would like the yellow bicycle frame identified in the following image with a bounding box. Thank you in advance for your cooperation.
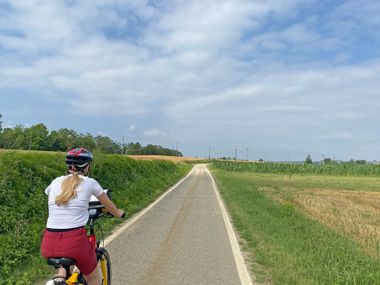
[63,260,107,285]
[100,256,108,285]
[65,272,79,285]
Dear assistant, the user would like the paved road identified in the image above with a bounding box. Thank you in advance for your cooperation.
[106,164,244,285]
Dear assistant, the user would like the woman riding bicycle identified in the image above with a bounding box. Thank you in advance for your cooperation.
[41,148,125,285]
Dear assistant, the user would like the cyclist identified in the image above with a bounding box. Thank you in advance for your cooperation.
[41,148,125,285]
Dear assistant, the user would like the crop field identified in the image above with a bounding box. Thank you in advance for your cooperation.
[127,154,204,163]
[213,160,380,176]
[211,162,380,285]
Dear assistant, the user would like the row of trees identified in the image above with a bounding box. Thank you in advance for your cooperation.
[0,123,183,156]
[305,155,367,165]
[126,142,182,156]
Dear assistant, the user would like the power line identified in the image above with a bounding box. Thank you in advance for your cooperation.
[101,132,343,162]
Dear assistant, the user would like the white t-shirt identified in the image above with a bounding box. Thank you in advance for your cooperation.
[45,174,104,229]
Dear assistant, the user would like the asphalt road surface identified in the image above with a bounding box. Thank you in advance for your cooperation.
[106,164,250,285]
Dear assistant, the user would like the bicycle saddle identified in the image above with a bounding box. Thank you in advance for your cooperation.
[47,257,76,267]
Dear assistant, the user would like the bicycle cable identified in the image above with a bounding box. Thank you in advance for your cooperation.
[96,219,105,248]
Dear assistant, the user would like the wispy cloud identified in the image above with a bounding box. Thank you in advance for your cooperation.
[318,132,353,140]
[128,124,136,131]
[144,128,167,138]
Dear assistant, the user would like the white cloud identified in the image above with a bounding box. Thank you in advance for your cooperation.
[0,0,312,114]
[144,128,167,137]
[165,59,380,121]
[128,124,136,131]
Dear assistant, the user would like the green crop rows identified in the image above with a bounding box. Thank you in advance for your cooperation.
[213,160,380,176]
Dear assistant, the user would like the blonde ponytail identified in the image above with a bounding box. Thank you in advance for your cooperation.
[55,173,83,206]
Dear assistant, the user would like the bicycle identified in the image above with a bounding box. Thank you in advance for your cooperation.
[45,190,114,285]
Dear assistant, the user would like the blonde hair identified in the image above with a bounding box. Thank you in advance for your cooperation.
[55,173,83,206]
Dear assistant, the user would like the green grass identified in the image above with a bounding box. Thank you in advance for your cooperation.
[211,168,380,285]
[0,151,191,285]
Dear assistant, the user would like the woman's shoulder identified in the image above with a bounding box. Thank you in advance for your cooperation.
[80,175,100,184]
[53,175,69,183]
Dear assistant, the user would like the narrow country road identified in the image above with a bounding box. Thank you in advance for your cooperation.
[105,164,252,285]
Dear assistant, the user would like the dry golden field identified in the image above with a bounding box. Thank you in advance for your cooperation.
[258,177,380,258]
[127,155,205,163]
[294,189,380,257]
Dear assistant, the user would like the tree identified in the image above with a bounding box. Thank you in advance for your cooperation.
[47,128,79,151]
[48,130,68,151]
[323,157,333,164]
[76,133,97,151]
[0,125,28,149]
[126,142,142,155]
[26,124,49,150]
[94,135,121,154]
[305,154,313,164]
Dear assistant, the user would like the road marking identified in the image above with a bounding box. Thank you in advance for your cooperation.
[104,165,197,246]
[204,165,254,285]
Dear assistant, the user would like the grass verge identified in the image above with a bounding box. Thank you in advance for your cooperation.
[210,168,380,285]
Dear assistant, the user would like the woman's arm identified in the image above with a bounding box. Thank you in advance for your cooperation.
[97,193,125,218]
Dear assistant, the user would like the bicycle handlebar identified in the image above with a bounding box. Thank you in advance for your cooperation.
[88,189,125,219]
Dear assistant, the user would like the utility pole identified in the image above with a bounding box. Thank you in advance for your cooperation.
[0,114,2,132]
[235,148,237,161]
[122,136,125,155]
[175,142,178,156]
[246,148,249,161]
[208,145,211,160]
[28,132,33,150]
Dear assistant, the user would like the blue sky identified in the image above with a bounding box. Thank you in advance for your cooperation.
[1,0,380,161]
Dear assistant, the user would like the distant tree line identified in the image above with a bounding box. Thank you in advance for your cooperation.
[126,142,182,156]
[306,155,367,165]
[0,123,183,156]
[323,157,367,165]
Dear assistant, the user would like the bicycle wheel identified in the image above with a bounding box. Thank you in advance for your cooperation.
[99,248,111,285]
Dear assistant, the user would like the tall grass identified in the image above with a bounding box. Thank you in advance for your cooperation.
[213,160,380,176]
[211,168,380,284]
[0,151,190,285]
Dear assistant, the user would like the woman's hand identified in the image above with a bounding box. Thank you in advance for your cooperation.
[97,193,125,218]
[116,209,126,218]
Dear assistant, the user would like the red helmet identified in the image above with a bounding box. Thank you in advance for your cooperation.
[66,147,93,168]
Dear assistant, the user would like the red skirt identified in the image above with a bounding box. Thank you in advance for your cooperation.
[41,227,98,275]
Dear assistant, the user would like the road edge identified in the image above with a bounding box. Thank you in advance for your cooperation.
[205,165,254,285]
